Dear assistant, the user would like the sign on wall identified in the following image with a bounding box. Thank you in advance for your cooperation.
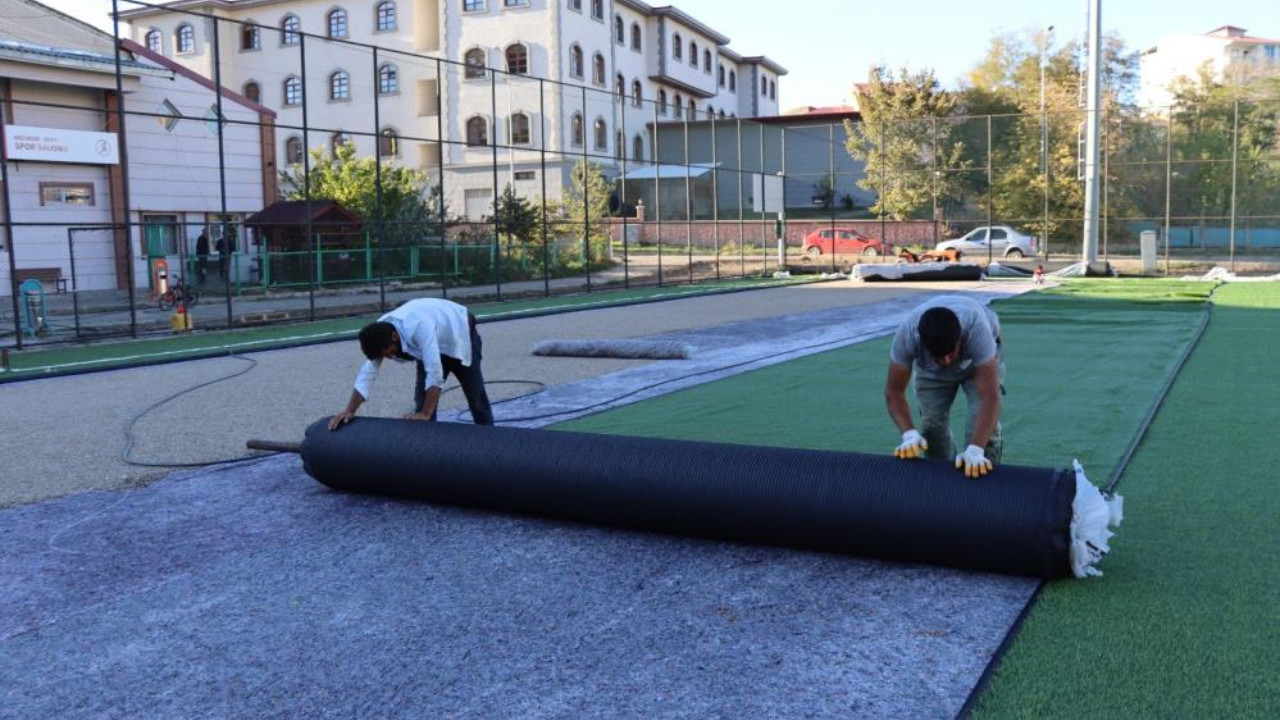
[3,125,120,165]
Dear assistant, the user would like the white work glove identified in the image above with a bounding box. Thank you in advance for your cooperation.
[893,429,929,460]
[955,444,993,478]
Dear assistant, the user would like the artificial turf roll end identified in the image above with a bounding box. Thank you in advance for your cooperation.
[1068,460,1124,578]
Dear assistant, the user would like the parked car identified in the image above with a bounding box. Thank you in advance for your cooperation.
[935,225,1037,259]
[802,228,893,259]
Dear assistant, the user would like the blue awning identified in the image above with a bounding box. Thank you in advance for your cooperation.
[619,163,719,181]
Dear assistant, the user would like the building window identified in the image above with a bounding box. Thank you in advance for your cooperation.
[332,133,351,153]
[466,116,488,146]
[509,112,530,145]
[378,64,399,94]
[465,48,487,79]
[328,8,348,38]
[718,109,726,119]
[706,105,714,117]
[658,90,667,115]
[703,49,711,72]
[281,15,300,45]
[718,66,725,87]
[632,134,644,162]
[567,0,581,11]
[571,112,584,146]
[673,93,683,118]
[568,45,583,78]
[175,24,194,54]
[241,23,260,51]
[285,136,304,164]
[615,130,624,159]
[631,23,641,52]
[613,15,624,44]
[592,53,605,86]
[514,170,536,181]
[376,1,397,31]
[761,76,767,96]
[39,182,95,207]
[615,73,625,98]
[283,76,302,106]
[593,117,606,150]
[769,80,776,100]
[631,80,642,108]
[143,215,182,255]
[505,0,530,6]
[379,128,399,157]
[688,99,696,119]
[463,0,485,12]
[145,29,161,53]
[591,0,603,20]
[506,43,528,74]
[690,41,698,67]
[673,33,682,61]
[243,81,261,102]
[729,70,736,92]
[157,99,181,131]
[329,70,350,101]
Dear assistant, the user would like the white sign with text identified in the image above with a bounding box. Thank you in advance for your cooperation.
[4,125,120,165]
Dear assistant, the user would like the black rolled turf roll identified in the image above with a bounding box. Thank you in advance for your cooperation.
[301,417,1076,579]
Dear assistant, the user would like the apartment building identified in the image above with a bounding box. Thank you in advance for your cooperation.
[119,0,786,219]
[1139,25,1280,109]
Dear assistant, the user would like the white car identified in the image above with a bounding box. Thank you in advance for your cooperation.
[936,226,1038,259]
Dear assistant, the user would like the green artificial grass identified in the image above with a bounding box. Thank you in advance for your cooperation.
[970,282,1280,719]
[0,276,817,380]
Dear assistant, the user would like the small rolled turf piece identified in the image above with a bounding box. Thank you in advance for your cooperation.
[532,339,694,359]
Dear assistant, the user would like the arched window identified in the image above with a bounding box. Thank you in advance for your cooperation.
[718,66,725,87]
[379,128,399,157]
[706,105,714,118]
[465,48,487,79]
[672,33,682,61]
[375,2,396,32]
[592,53,605,86]
[631,23,641,51]
[613,15,624,44]
[593,117,607,151]
[378,64,398,94]
[690,41,698,66]
[615,73,625,98]
[631,80,642,108]
[283,76,302,105]
[327,8,348,38]
[615,130,624,159]
[145,29,161,53]
[242,81,261,103]
[703,49,711,72]
[718,109,726,119]
[761,76,767,96]
[332,132,351,153]
[632,134,644,162]
[769,80,776,100]
[688,99,696,119]
[281,15,300,45]
[506,44,528,75]
[568,45,583,78]
[509,113,531,145]
[591,0,603,20]
[285,136,303,165]
[673,93,683,118]
[466,116,488,146]
[658,90,667,114]
[241,23,260,51]
[329,70,350,100]
[175,24,194,54]
[570,113,584,147]
[729,70,736,92]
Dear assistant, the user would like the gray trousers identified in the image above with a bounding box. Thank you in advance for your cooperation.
[915,357,1005,465]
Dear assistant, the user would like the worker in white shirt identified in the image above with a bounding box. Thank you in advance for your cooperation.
[329,298,494,430]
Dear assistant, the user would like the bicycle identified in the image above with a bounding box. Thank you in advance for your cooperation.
[158,277,201,311]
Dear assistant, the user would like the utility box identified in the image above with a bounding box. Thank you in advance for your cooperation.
[1140,230,1158,273]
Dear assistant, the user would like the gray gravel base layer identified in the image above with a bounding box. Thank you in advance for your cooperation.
[0,456,1036,720]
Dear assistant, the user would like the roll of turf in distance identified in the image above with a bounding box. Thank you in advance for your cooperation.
[301,418,1118,579]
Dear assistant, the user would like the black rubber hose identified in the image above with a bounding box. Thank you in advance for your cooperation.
[301,418,1077,579]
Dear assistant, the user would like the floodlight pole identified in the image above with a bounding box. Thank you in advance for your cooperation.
[1081,0,1102,263]
[1041,25,1054,261]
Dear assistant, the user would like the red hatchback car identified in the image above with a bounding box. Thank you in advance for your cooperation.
[802,228,892,259]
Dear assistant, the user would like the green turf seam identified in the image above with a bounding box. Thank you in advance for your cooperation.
[956,285,1219,720]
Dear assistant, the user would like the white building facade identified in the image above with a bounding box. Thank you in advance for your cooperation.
[120,0,786,219]
[1,0,274,295]
[1139,25,1280,109]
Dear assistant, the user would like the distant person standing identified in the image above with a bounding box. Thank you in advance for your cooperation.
[194,230,210,286]
[1033,264,1045,286]
[215,235,231,281]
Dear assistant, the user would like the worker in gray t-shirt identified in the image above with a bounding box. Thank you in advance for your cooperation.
[884,295,1005,477]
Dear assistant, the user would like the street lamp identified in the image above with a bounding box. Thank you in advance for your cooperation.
[1041,24,1054,261]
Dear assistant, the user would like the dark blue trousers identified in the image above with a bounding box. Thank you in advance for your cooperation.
[413,324,494,425]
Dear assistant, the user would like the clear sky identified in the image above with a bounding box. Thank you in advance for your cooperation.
[36,0,1280,108]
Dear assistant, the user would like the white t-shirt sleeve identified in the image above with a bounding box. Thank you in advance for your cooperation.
[353,358,381,400]
[412,323,446,389]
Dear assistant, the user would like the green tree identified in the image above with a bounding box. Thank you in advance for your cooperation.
[559,159,613,266]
